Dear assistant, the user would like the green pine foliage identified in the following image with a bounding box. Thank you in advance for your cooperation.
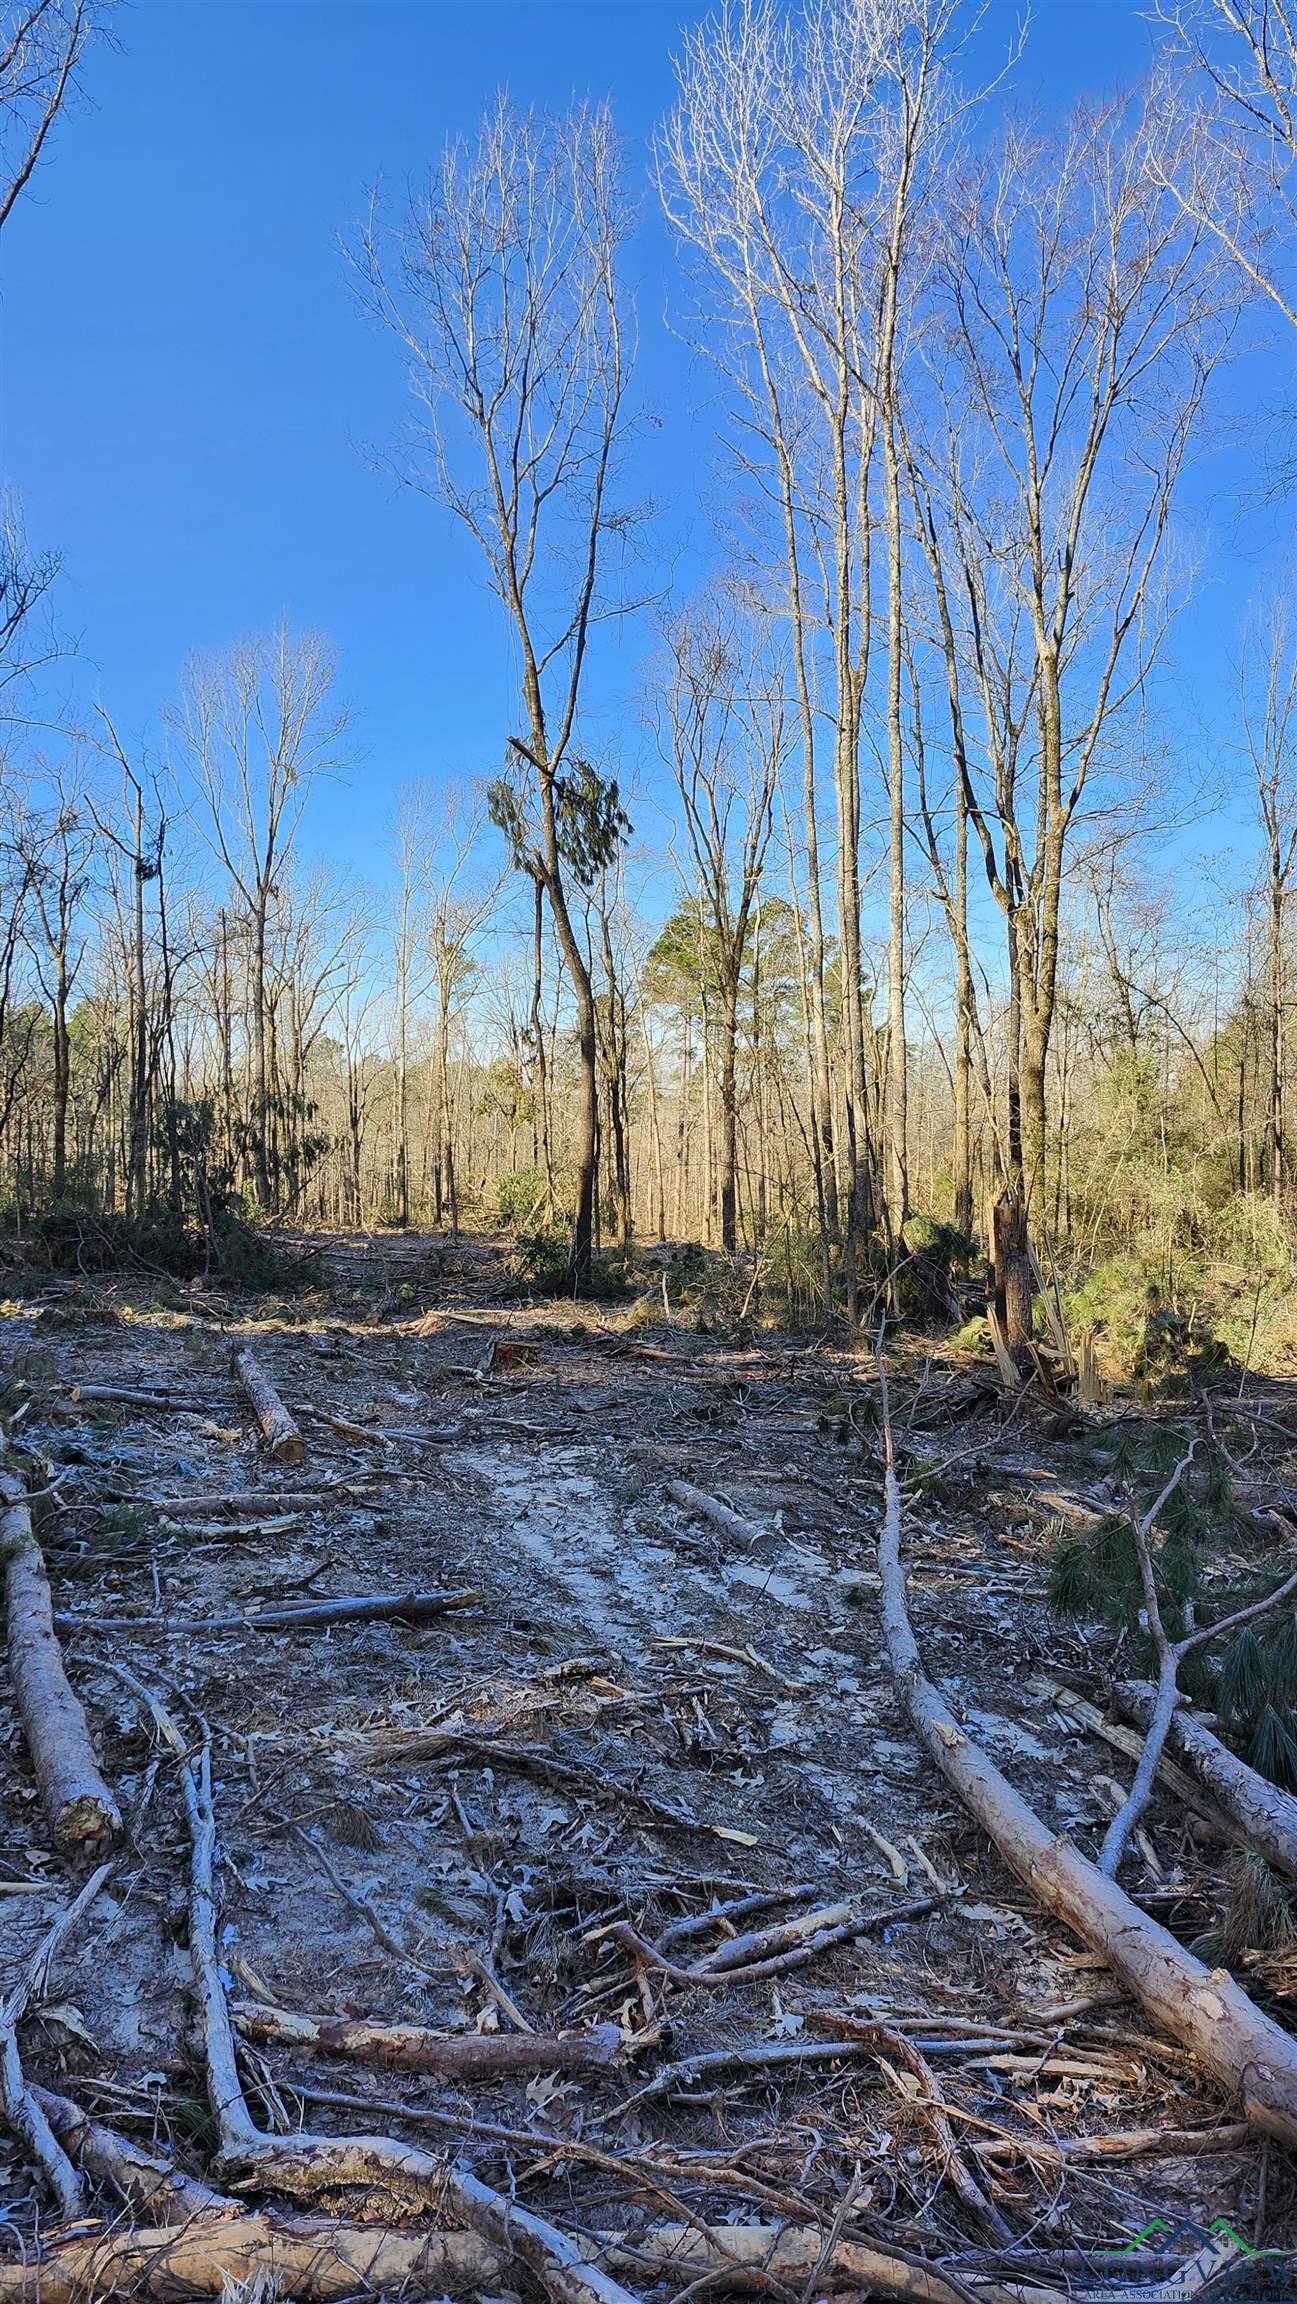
[1050,1438,1297,1799]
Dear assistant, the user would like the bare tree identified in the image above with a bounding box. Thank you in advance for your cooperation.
[1154,0,1297,334]
[657,598,781,1254]
[0,0,112,236]
[661,0,968,1302]
[176,626,346,1211]
[1241,605,1297,1201]
[924,98,1233,1219]
[356,98,634,1289]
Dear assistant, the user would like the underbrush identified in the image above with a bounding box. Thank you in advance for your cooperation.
[1049,1437,1297,1796]
[1062,1191,1297,1383]
[14,1205,319,1293]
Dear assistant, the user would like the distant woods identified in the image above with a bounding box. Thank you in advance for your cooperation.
[2,0,1297,1319]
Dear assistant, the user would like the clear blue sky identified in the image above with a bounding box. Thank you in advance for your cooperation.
[1,0,1288,883]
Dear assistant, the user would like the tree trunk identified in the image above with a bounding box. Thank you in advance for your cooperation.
[990,1190,1033,1358]
[719,983,739,1254]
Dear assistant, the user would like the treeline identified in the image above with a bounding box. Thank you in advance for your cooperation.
[2,0,1296,1321]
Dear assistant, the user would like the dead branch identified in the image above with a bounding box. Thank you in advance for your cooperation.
[233,1345,304,1462]
[806,2012,1009,2240]
[872,1347,1297,2146]
[33,2086,230,2222]
[1,1471,122,1857]
[233,2000,621,2078]
[121,1676,646,2304]
[0,1864,113,2219]
[1101,1445,1297,1877]
[57,1587,482,1636]
[610,1894,940,1987]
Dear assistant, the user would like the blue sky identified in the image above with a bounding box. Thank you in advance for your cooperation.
[2,0,1290,893]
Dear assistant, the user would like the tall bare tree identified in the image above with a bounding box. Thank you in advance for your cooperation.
[357,98,633,1289]
[176,626,346,1211]
[1241,607,1297,1201]
[657,598,781,1253]
[1154,0,1297,335]
[924,99,1233,1217]
[661,0,965,1302]
[0,0,112,236]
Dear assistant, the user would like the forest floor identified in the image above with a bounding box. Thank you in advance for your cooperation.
[1,1227,1293,2292]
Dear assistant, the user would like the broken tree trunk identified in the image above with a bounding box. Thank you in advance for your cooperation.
[1117,1678,1297,1884]
[232,1345,303,1463]
[872,1359,1297,2145]
[0,1474,122,1858]
[233,2001,621,2078]
[989,1191,1033,1362]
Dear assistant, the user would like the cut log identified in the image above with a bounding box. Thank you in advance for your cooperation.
[233,2000,621,2077]
[664,1478,760,1544]
[872,1361,1297,2146]
[57,1588,482,1637]
[232,1345,304,1463]
[1117,1677,1297,1883]
[0,1473,121,1858]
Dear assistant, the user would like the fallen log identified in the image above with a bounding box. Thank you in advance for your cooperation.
[0,2210,511,2303]
[0,2212,1059,2304]
[872,1353,1297,2146]
[1,1473,121,1857]
[664,1478,761,1544]
[608,2222,1059,2304]
[233,1345,304,1463]
[1117,1677,1297,1883]
[56,1587,482,1637]
[233,2000,621,2078]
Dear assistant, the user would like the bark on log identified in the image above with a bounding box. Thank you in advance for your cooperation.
[0,2211,510,2303]
[0,1474,121,1857]
[232,1346,304,1463]
[58,1588,482,1637]
[233,2001,621,2077]
[1117,1678,1297,1883]
[0,2214,1060,2304]
[872,1379,1297,2145]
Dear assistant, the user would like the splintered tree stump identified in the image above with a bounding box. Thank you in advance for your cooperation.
[0,1475,121,1859]
[989,1190,1034,1360]
[233,1346,304,1463]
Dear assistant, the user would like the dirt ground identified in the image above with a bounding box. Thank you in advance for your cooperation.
[1,1228,1292,2289]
